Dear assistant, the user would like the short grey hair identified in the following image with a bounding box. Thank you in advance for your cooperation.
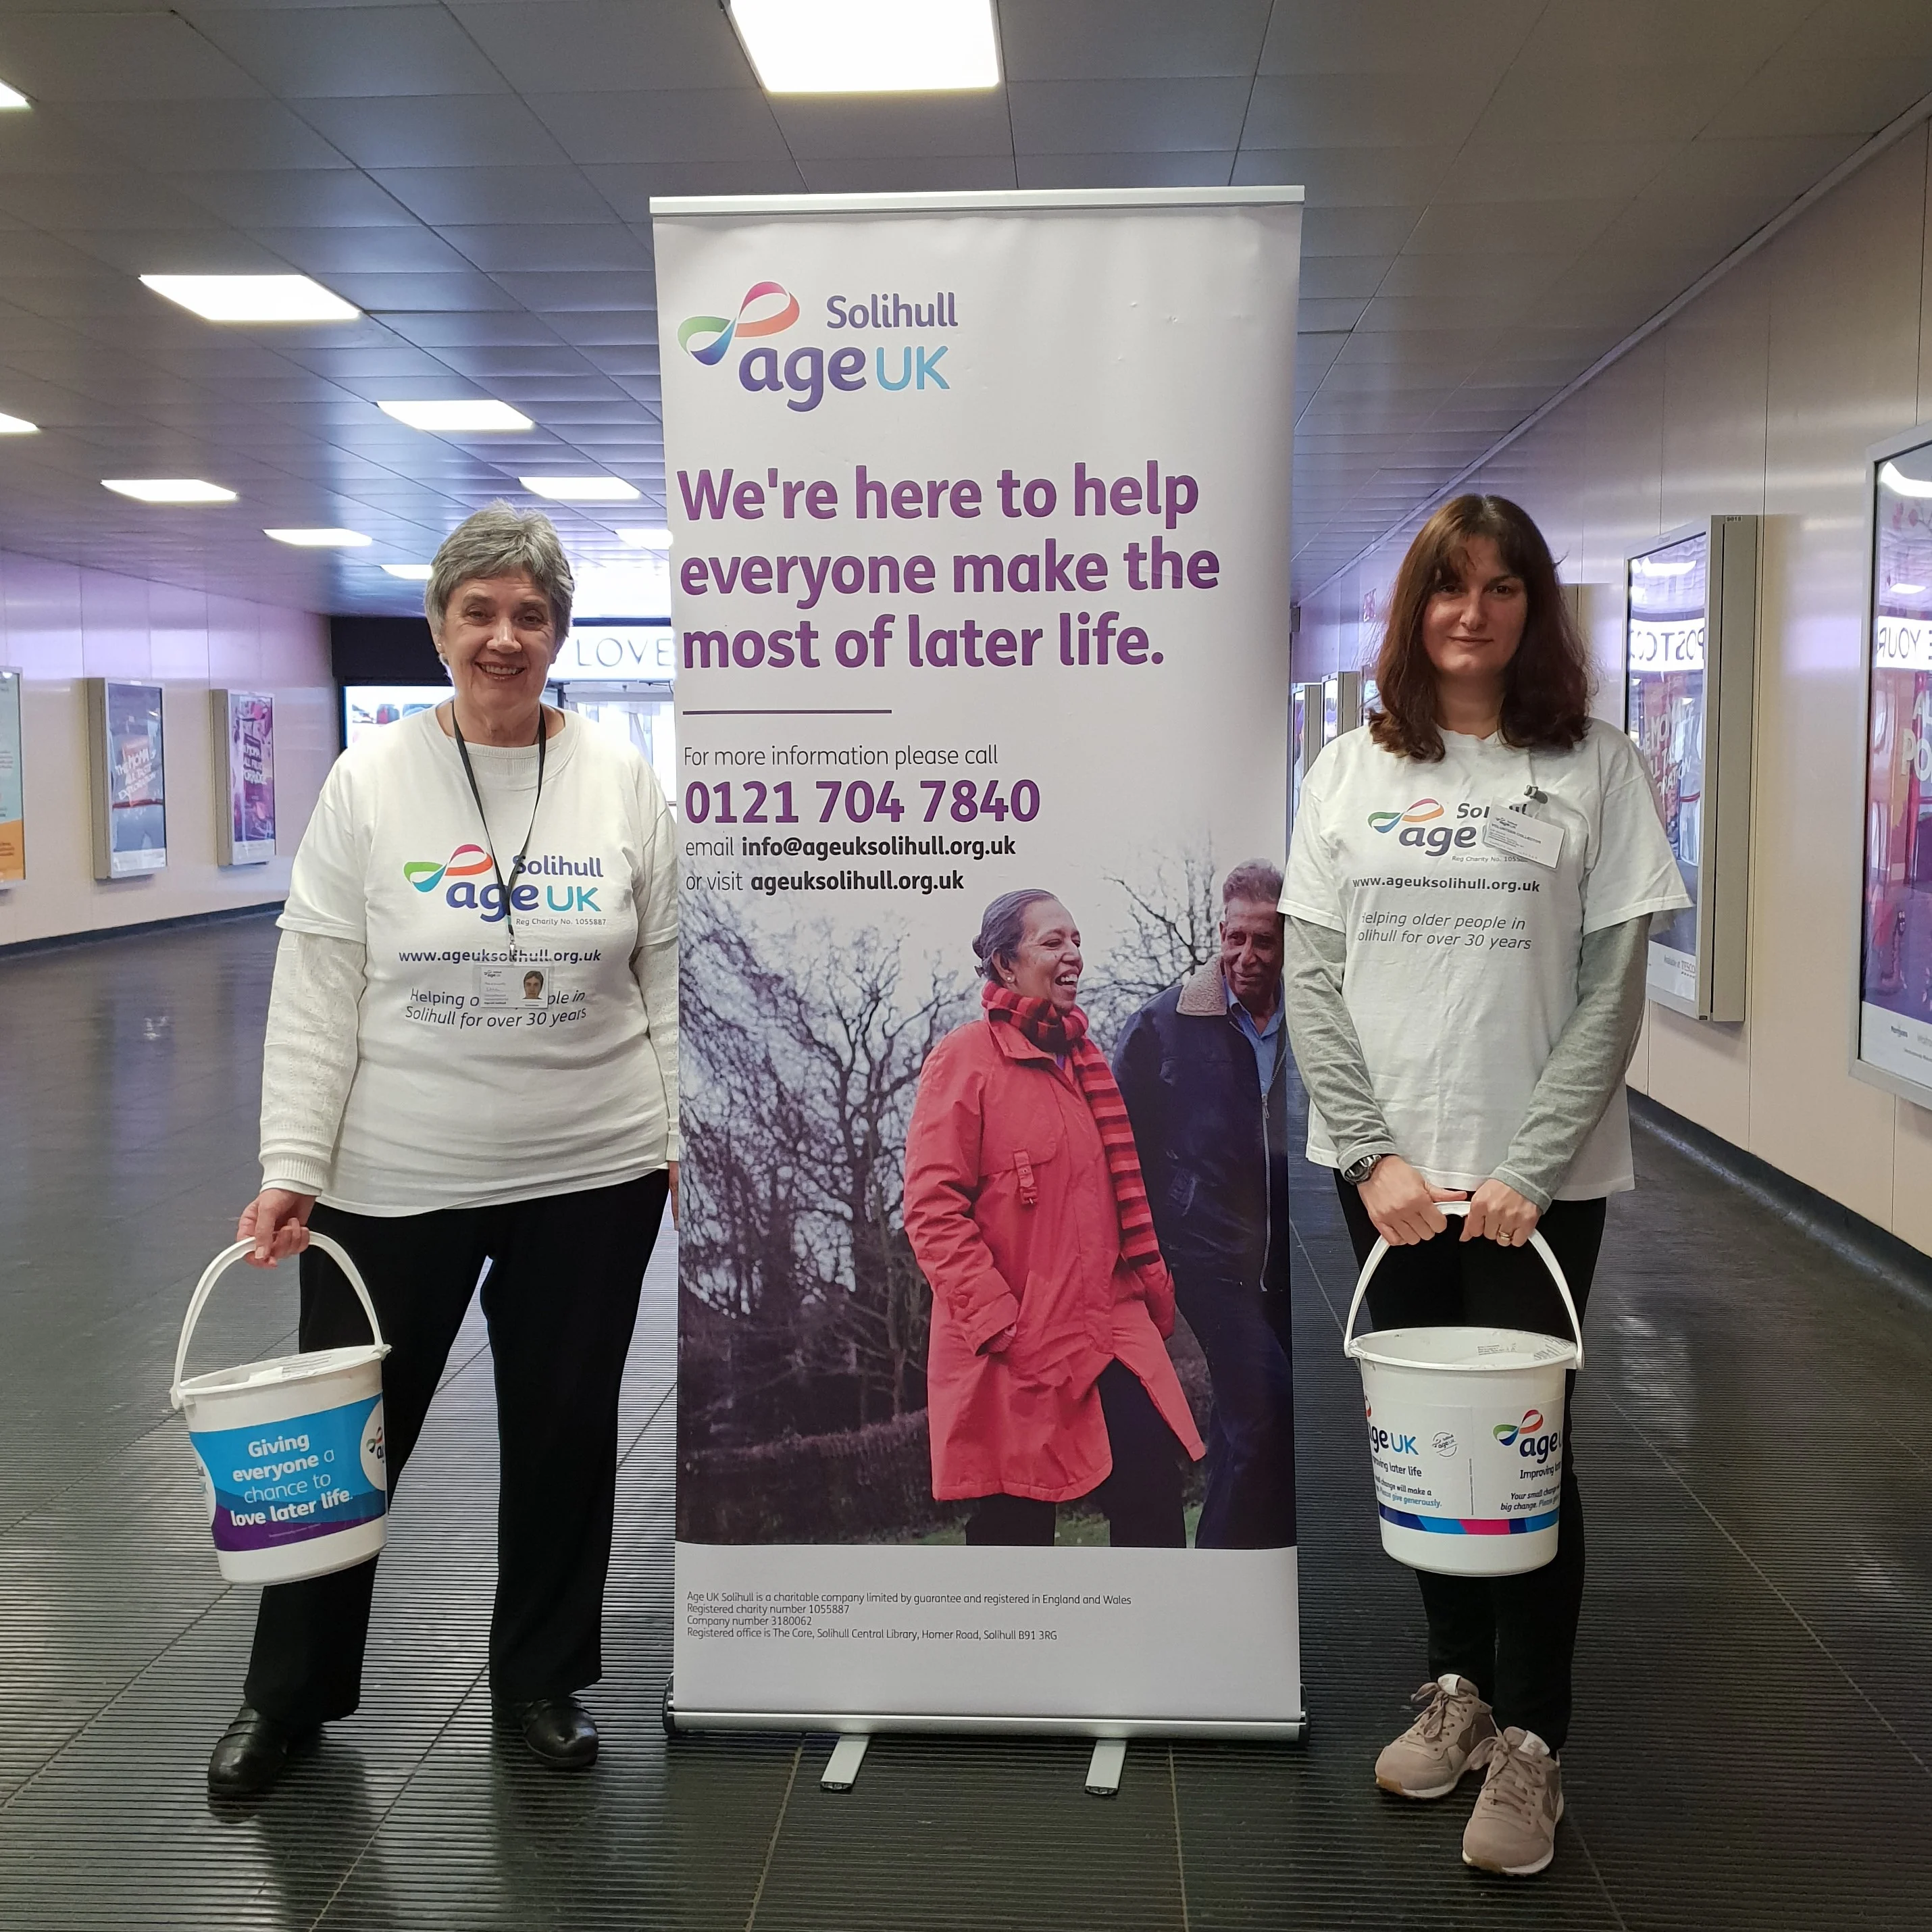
[1221,860,1283,909]
[972,888,1060,982]
[425,501,575,639]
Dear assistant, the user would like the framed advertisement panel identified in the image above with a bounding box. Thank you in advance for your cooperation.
[0,667,23,886]
[85,679,168,881]
[213,690,276,866]
[1623,517,1757,1021]
[1856,428,1932,1106]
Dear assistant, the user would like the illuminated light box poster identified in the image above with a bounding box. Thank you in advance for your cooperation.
[1626,529,1708,1007]
[0,667,23,884]
[656,186,1304,1740]
[342,685,447,751]
[1860,433,1932,1102]
[214,690,276,866]
[86,679,168,881]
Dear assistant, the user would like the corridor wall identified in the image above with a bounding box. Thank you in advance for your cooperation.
[0,544,333,949]
[1296,126,1932,1259]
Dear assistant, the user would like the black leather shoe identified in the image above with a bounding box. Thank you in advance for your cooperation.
[207,1705,317,1798]
[502,1696,598,1770]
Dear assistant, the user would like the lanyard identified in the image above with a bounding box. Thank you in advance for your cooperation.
[449,703,547,946]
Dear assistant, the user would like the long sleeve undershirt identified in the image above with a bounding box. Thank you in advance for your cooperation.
[1283,913,1651,1211]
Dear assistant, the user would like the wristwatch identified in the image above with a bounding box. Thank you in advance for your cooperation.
[1341,1151,1384,1185]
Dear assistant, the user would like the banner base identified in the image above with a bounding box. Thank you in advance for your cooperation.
[666,1698,1307,1745]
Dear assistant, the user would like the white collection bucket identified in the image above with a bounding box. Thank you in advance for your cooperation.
[1343,1202,1583,1578]
[170,1234,392,1585]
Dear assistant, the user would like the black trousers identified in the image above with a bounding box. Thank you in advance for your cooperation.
[1336,1177,1604,1751]
[1173,1270,1296,1549]
[244,1171,669,1728]
[965,1361,1186,1548]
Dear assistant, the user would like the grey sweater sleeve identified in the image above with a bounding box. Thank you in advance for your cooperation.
[259,928,365,1196]
[1491,915,1651,1211]
[1283,917,1398,1173]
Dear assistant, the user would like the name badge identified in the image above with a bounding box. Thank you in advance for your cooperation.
[1481,805,1564,869]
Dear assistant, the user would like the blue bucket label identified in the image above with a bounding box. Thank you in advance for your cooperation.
[190,1394,386,1552]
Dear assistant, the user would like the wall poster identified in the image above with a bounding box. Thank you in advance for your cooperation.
[0,667,23,885]
[86,679,168,881]
[657,186,1304,1739]
[1859,432,1932,1102]
[213,690,276,866]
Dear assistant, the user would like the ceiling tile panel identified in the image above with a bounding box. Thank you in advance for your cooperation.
[1433,140,1675,203]
[1477,63,1759,145]
[578,161,805,218]
[0,171,222,229]
[323,268,524,312]
[1300,205,1425,256]
[171,168,417,226]
[1402,197,1626,255]
[767,93,1013,161]
[1000,0,1271,80]
[292,93,570,169]
[1244,76,1489,150]
[0,11,264,100]
[1009,78,1250,155]
[1231,146,1455,203]
[1701,57,1932,138]
[1299,256,1394,301]
[524,88,792,167]
[1015,151,1239,189]
[1259,0,1542,76]
[439,223,653,272]
[797,155,1020,194]
[188,5,509,99]
[59,98,351,172]
[1508,0,1816,71]
[367,165,617,226]
[449,1,754,93]
[247,224,477,274]
[487,270,656,312]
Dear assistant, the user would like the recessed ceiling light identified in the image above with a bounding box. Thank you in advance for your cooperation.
[265,528,372,547]
[378,399,534,434]
[140,275,361,324]
[0,77,28,111]
[1637,558,1696,577]
[0,411,37,434]
[382,563,434,580]
[1880,460,1932,500]
[520,476,640,502]
[1891,582,1929,596]
[619,527,673,548]
[730,0,999,93]
[103,478,236,503]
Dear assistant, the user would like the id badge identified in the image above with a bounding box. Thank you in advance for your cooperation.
[478,963,555,1007]
[1481,805,1564,869]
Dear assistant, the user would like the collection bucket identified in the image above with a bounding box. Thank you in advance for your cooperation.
[170,1234,392,1585]
[1343,1202,1583,1578]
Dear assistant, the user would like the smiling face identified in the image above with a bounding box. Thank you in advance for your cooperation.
[1220,898,1285,1017]
[435,570,558,738]
[998,896,1084,1011]
[1421,534,1528,703]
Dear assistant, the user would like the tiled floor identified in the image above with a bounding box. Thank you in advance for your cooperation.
[2,912,1929,1929]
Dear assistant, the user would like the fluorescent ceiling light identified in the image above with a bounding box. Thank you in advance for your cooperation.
[520,475,640,502]
[1880,460,1932,500]
[141,274,360,324]
[1636,557,1696,577]
[102,478,236,503]
[378,399,533,434]
[730,0,999,92]
[619,527,673,548]
[0,78,27,111]
[382,563,434,580]
[0,411,37,434]
[265,528,371,547]
[1890,582,1928,596]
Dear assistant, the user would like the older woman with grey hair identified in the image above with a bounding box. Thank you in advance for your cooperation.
[208,503,679,1796]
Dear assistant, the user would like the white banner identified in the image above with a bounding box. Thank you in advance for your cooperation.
[657,188,1303,1734]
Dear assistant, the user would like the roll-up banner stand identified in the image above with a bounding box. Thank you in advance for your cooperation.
[656,186,1304,1745]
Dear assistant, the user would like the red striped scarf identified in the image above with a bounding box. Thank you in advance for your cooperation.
[980,983,1163,1267]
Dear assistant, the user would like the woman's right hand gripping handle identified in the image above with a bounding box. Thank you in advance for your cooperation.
[237,1188,317,1267]
[1356,1155,1467,1248]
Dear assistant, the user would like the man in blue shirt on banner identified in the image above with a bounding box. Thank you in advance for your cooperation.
[1113,862,1296,1548]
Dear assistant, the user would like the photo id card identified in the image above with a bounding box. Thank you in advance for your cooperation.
[1481,805,1565,869]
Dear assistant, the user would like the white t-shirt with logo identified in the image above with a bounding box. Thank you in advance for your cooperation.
[281,708,678,1215]
[1282,720,1690,1199]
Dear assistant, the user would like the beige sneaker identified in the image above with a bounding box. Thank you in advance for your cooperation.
[1461,1727,1564,1875]
[1373,1674,1497,1798]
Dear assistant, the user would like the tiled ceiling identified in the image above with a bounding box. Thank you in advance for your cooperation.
[0,0,1929,616]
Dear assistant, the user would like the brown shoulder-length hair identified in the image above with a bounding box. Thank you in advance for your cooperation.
[1367,494,1591,763]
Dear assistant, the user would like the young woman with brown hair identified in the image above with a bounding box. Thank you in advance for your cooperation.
[1283,496,1688,1877]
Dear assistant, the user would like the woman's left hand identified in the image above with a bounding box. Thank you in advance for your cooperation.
[668,1161,679,1228]
[1461,1179,1540,1246]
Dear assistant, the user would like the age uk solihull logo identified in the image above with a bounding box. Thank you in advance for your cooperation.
[1492,1408,1543,1446]
[1368,798,1444,834]
[676,281,800,366]
[404,844,492,893]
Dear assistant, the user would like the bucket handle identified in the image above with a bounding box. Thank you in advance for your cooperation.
[1341,1202,1584,1372]
[170,1232,387,1412]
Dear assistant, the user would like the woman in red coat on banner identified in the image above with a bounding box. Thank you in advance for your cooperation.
[904,889,1206,1546]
